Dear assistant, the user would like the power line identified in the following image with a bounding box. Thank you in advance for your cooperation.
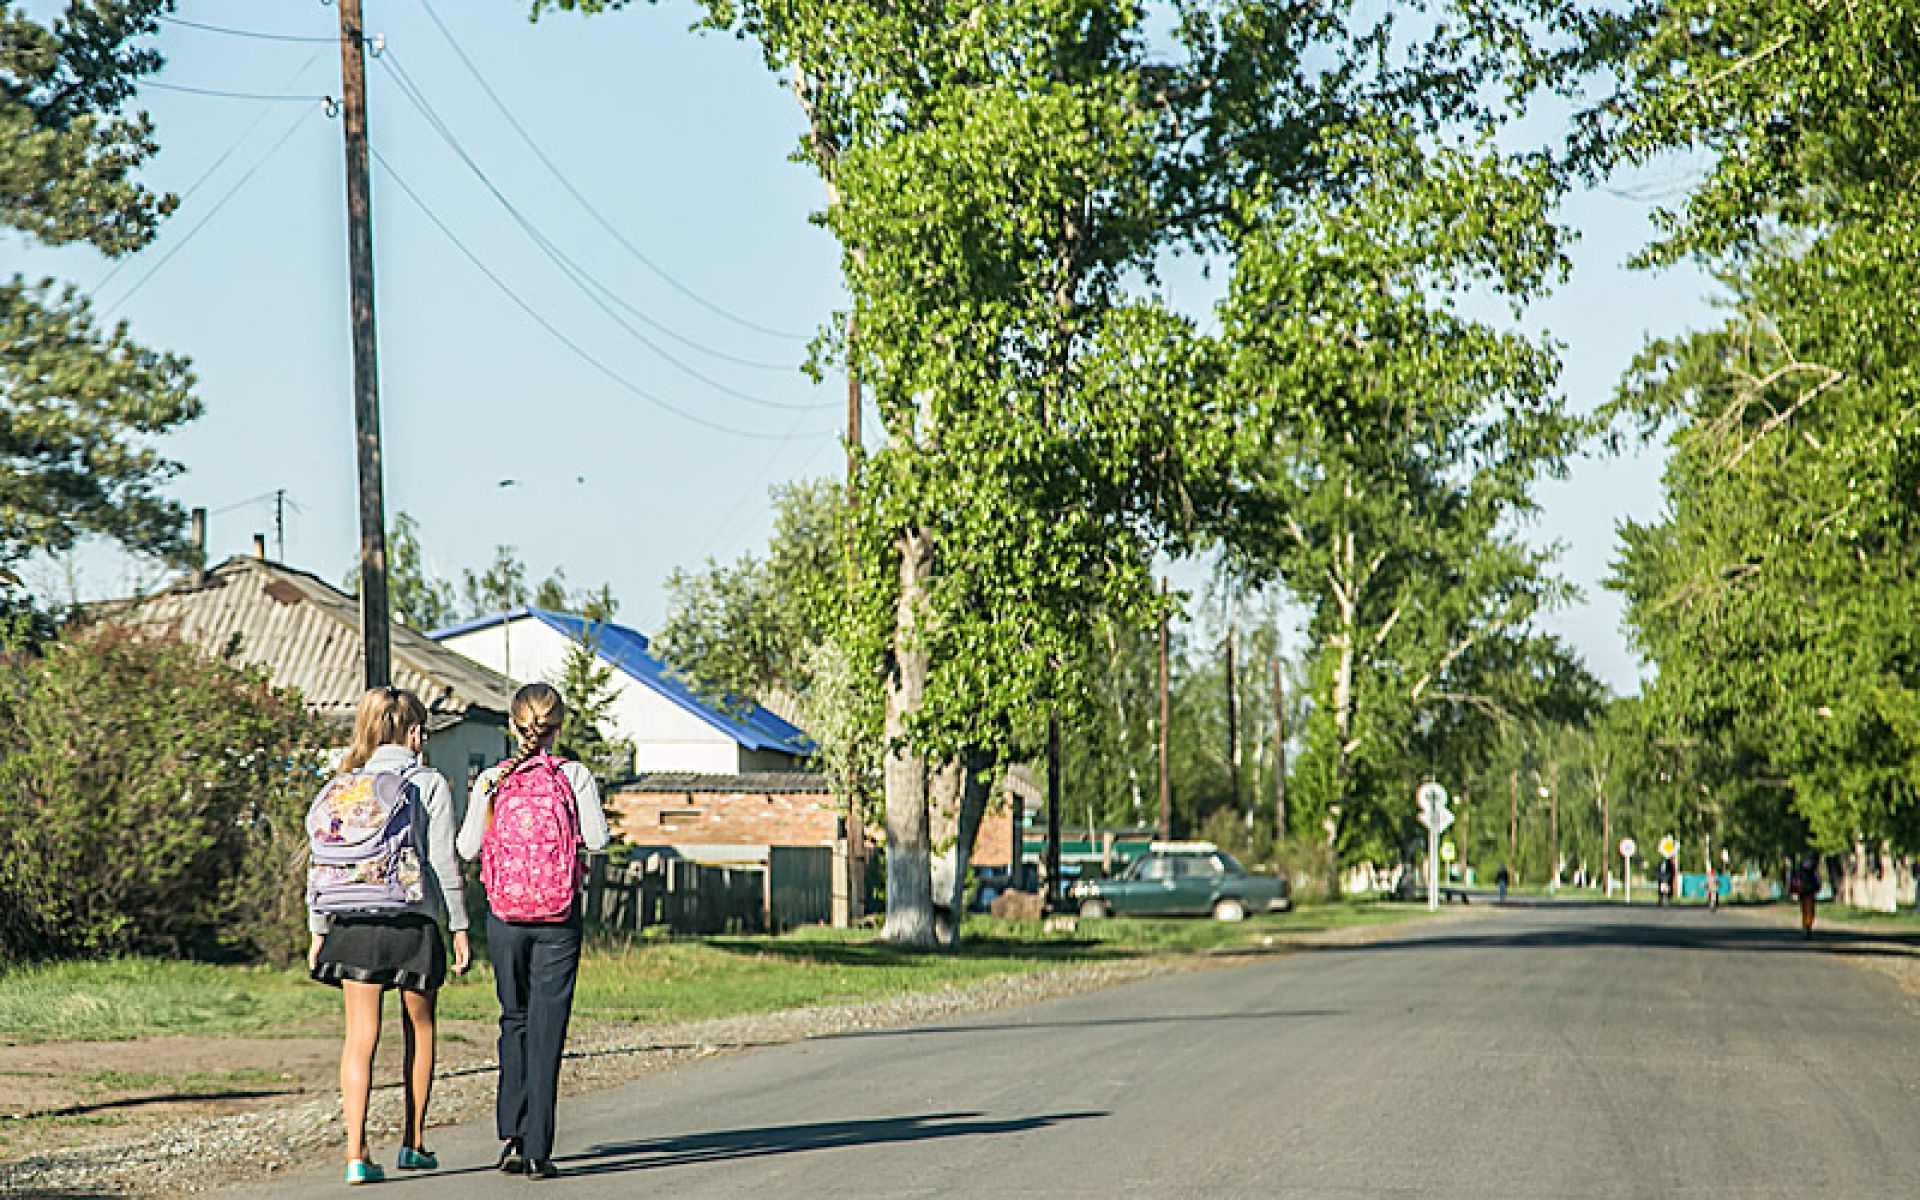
[376,51,826,412]
[94,48,328,298]
[143,79,331,102]
[376,48,807,379]
[100,104,322,317]
[371,147,833,442]
[158,15,336,43]
[416,0,812,345]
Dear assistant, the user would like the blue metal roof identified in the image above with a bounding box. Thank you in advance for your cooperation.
[430,607,815,756]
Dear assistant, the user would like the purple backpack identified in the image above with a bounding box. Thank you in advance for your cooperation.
[306,765,425,915]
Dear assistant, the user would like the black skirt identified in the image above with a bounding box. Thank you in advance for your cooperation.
[312,913,447,992]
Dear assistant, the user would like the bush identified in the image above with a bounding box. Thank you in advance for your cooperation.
[0,621,327,964]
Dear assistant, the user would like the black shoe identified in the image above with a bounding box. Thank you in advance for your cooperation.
[527,1159,560,1181]
[498,1140,526,1174]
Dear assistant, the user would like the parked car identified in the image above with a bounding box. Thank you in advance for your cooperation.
[1070,843,1290,921]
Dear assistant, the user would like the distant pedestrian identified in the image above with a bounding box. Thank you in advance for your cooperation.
[308,686,472,1187]
[1495,864,1510,903]
[1788,853,1821,938]
[459,683,611,1181]
[1656,855,1677,907]
[1703,857,1720,912]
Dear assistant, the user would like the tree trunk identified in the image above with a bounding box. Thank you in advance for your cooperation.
[1328,540,1357,853]
[929,748,994,947]
[880,527,937,947]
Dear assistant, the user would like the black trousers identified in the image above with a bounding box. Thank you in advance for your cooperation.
[488,912,582,1162]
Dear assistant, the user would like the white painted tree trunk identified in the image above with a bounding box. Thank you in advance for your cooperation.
[880,527,937,947]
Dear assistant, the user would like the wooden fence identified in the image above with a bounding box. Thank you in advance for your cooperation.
[580,848,839,935]
[583,857,766,935]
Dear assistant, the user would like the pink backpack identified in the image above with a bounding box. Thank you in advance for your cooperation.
[480,753,583,923]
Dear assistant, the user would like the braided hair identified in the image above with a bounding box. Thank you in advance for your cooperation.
[489,682,568,796]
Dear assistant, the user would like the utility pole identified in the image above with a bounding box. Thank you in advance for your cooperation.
[337,0,390,689]
[846,320,862,496]
[1046,710,1063,908]
[1225,629,1241,823]
[1157,577,1171,842]
[1272,655,1287,842]
[839,317,862,921]
[1508,769,1518,869]
[1548,763,1561,892]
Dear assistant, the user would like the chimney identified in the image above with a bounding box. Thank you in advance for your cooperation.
[190,507,208,585]
[252,533,268,561]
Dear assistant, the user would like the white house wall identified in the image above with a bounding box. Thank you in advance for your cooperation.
[440,619,745,774]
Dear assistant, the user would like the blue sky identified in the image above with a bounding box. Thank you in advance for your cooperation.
[8,0,1713,694]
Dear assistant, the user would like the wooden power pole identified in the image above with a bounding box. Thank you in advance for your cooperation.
[1272,655,1287,842]
[1046,710,1063,907]
[1225,629,1240,820]
[337,0,390,688]
[1157,577,1171,841]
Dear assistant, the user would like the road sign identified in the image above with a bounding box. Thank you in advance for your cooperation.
[1417,782,1449,813]
[1416,804,1455,834]
[1440,840,1457,863]
[1619,838,1637,860]
[1658,834,1678,859]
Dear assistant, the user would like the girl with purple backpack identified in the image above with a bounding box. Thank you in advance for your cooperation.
[458,682,610,1181]
[307,686,472,1186]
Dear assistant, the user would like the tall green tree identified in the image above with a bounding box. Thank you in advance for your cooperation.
[655,478,841,706]
[3,2,198,572]
[1218,127,1586,866]
[1602,0,1920,861]
[541,0,1241,946]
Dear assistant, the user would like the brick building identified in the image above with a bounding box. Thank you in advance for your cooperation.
[612,771,858,864]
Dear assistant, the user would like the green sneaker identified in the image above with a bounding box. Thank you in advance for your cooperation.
[346,1159,386,1186]
[396,1146,438,1171]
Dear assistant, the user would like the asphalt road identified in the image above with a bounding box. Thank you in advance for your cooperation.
[229,906,1920,1198]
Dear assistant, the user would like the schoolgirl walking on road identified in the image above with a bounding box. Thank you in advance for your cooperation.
[458,683,610,1181]
[307,686,472,1186]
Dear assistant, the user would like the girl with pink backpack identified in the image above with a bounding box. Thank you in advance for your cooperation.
[457,683,610,1181]
[307,686,472,1186]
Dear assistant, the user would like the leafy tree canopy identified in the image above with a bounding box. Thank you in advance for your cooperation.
[2,1,198,572]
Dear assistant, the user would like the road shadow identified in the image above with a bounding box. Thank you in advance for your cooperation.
[14,1088,303,1121]
[1311,915,1920,959]
[697,937,1137,969]
[550,1110,1105,1178]
[809,1008,1341,1041]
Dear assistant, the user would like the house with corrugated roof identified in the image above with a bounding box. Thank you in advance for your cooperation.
[431,607,814,776]
[119,554,516,785]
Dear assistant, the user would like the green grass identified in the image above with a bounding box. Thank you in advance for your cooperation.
[0,900,1428,1043]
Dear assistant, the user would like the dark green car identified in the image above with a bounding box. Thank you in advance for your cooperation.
[1070,843,1291,921]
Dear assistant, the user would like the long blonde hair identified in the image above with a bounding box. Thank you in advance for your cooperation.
[490,682,567,793]
[342,685,428,771]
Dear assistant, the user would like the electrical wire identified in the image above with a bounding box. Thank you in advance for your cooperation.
[372,146,833,442]
[143,79,330,102]
[158,15,336,43]
[691,407,838,566]
[417,0,811,345]
[377,51,826,411]
[377,49,806,379]
[94,47,328,298]
[99,103,321,317]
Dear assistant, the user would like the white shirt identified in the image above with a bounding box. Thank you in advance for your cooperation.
[456,756,612,861]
